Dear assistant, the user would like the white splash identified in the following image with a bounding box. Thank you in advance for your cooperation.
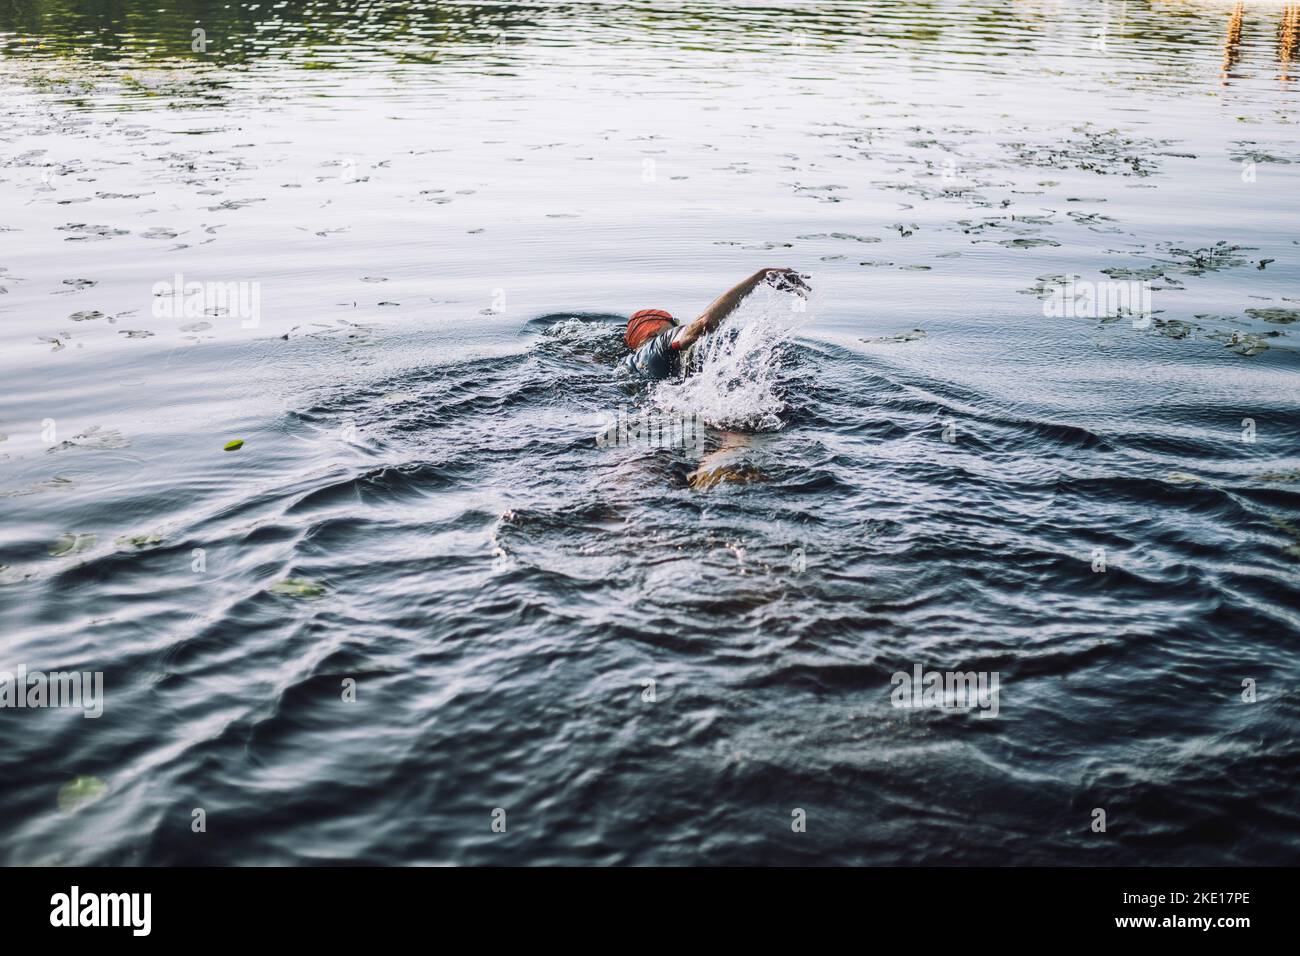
[543,317,614,345]
[650,285,811,431]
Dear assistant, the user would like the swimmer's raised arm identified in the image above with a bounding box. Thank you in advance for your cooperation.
[672,267,808,349]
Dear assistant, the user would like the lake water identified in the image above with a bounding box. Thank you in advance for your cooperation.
[1,0,1298,865]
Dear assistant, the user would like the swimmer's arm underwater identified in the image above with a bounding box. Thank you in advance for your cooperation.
[671,267,809,349]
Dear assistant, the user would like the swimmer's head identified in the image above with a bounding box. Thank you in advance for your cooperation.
[625,309,675,350]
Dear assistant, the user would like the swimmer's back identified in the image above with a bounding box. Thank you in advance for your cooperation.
[621,324,685,380]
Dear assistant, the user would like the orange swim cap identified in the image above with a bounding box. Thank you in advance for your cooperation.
[626,309,675,349]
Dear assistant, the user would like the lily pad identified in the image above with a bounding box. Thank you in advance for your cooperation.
[1210,330,1278,357]
[1152,318,1195,340]
[1245,308,1300,325]
[1007,127,1169,177]
[1159,242,1255,276]
[1224,334,1271,357]
[798,232,881,243]
[58,775,107,813]
[999,238,1060,248]
[269,578,326,598]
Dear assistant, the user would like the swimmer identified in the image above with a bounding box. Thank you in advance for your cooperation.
[621,267,809,380]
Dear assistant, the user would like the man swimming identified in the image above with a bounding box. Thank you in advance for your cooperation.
[621,267,809,380]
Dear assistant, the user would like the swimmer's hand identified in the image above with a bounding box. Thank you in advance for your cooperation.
[761,267,811,296]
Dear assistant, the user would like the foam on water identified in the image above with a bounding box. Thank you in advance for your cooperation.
[650,285,812,431]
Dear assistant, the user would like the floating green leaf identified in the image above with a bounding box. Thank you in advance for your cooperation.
[269,578,326,598]
[223,439,244,451]
[58,775,107,813]
[115,533,163,549]
[49,533,96,556]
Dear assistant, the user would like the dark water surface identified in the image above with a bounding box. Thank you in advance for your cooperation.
[2,0,1299,864]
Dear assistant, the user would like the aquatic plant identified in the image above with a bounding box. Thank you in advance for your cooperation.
[57,776,106,814]
[269,578,327,598]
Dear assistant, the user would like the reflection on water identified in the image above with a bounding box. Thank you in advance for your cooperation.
[1224,1,1245,76]
[1,1,1298,865]
[3,0,1300,76]
[1280,4,1300,72]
